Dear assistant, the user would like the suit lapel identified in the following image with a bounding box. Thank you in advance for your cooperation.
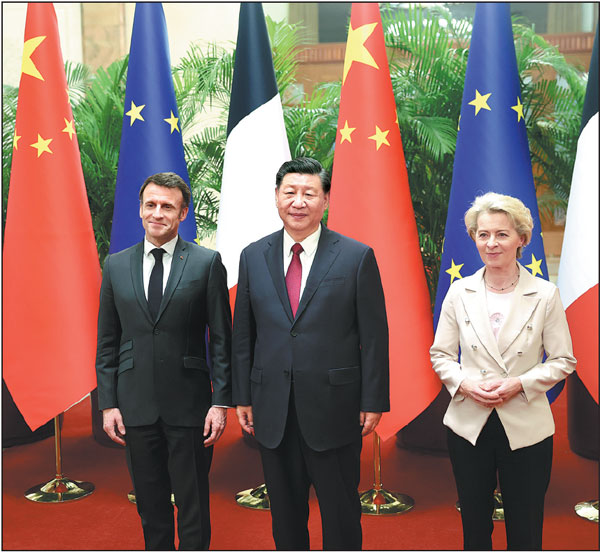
[460,267,506,369]
[130,242,153,323]
[157,237,188,321]
[497,264,541,355]
[264,230,294,323]
[293,226,340,325]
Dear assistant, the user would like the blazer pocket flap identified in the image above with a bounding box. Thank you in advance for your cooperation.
[183,356,209,372]
[250,367,262,384]
[119,340,133,354]
[321,277,345,287]
[118,358,134,374]
[329,366,360,386]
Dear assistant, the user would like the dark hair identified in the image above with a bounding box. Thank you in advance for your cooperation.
[275,157,331,194]
[139,172,191,208]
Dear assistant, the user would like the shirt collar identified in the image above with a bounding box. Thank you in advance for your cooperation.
[283,224,321,258]
[144,235,178,257]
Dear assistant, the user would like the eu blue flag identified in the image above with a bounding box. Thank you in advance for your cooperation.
[110,3,196,253]
[433,4,561,400]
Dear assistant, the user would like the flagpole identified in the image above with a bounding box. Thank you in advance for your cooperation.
[359,432,414,515]
[24,416,94,503]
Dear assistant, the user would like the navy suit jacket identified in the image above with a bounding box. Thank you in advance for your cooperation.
[232,225,390,451]
[95,237,232,427]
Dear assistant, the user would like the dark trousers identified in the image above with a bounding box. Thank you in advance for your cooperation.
[125,419,213,551]
[447,409,553,551]
[259,391,363,550]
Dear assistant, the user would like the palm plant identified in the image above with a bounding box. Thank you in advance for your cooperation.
[380,4,585,302]
[71,58,128,262]
[3,8,584,287]
[172,16,312,239]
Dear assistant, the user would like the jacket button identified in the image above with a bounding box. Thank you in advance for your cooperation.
[527,324,533,330]
[471,344,478,350]
[465,318,470,325]
[480,369,487,375]
[517,351,523,356]
[290,331,297,337]
[153,328,160,335]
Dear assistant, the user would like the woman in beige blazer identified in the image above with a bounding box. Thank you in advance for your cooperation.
[431,193,576,550]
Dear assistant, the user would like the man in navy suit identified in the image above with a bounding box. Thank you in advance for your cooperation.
[96,172,231,550]
[232,158,390,550]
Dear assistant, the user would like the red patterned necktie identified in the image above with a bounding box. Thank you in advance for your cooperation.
[286,243,303,317]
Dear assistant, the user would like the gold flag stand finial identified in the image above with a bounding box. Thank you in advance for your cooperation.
[25,416,94,503]
[575,499,599,523]
[359,432,414,515]
[236,483,270,510]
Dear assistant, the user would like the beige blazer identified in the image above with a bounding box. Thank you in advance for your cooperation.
[430,263,576,450]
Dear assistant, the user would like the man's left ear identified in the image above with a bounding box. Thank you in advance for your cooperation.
[180,207,189,221]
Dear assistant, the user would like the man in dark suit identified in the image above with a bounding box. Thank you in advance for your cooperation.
[96,172,231,550]
[232,157,390,550]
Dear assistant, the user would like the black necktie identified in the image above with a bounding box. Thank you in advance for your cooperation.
[148,248,165,320]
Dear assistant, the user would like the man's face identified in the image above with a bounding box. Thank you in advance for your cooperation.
[139,183,188,247]
[275,173,329,242]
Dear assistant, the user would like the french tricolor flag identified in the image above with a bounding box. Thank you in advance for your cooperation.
[557,27,598,404]
[216,3,290,301]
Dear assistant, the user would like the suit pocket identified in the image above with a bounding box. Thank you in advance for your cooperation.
[118,357,134,374]
[183,356,209,372]
[321,277,345,287]
[119,340,133,354]
[175,279,204,291]
[328,366,360,386]
[250,367,262,384]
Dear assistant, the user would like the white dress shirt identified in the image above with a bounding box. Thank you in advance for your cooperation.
[283,225,321,299]
[143,235,228,410]
[142,235,178,299]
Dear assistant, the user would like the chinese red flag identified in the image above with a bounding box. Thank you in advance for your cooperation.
[328,3,440,440]
[3,3,101,430]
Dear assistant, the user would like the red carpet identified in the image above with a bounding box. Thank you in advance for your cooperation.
[2,391,597,550]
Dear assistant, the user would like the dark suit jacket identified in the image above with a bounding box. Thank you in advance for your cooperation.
[232,225,390,452]
[96,237,232,427]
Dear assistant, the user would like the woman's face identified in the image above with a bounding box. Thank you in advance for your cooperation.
[475,211,524,270]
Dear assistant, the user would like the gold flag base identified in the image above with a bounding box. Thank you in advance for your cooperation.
[574,499,599,523]
[236,483,270,510]
[127,490,175,504]
[456,489,504,521]
[359,487,414,515]
[25,476,94,503]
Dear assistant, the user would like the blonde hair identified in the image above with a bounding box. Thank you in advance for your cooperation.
[464,192,533,258]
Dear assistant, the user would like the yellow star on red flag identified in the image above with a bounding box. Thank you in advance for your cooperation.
[342,21,379,84]
[339,120,356,144]
[13,130,21,150]
[368,125,390,150]
[30,134,53,157]
[62,118,76,140]
[21,35,46,80]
